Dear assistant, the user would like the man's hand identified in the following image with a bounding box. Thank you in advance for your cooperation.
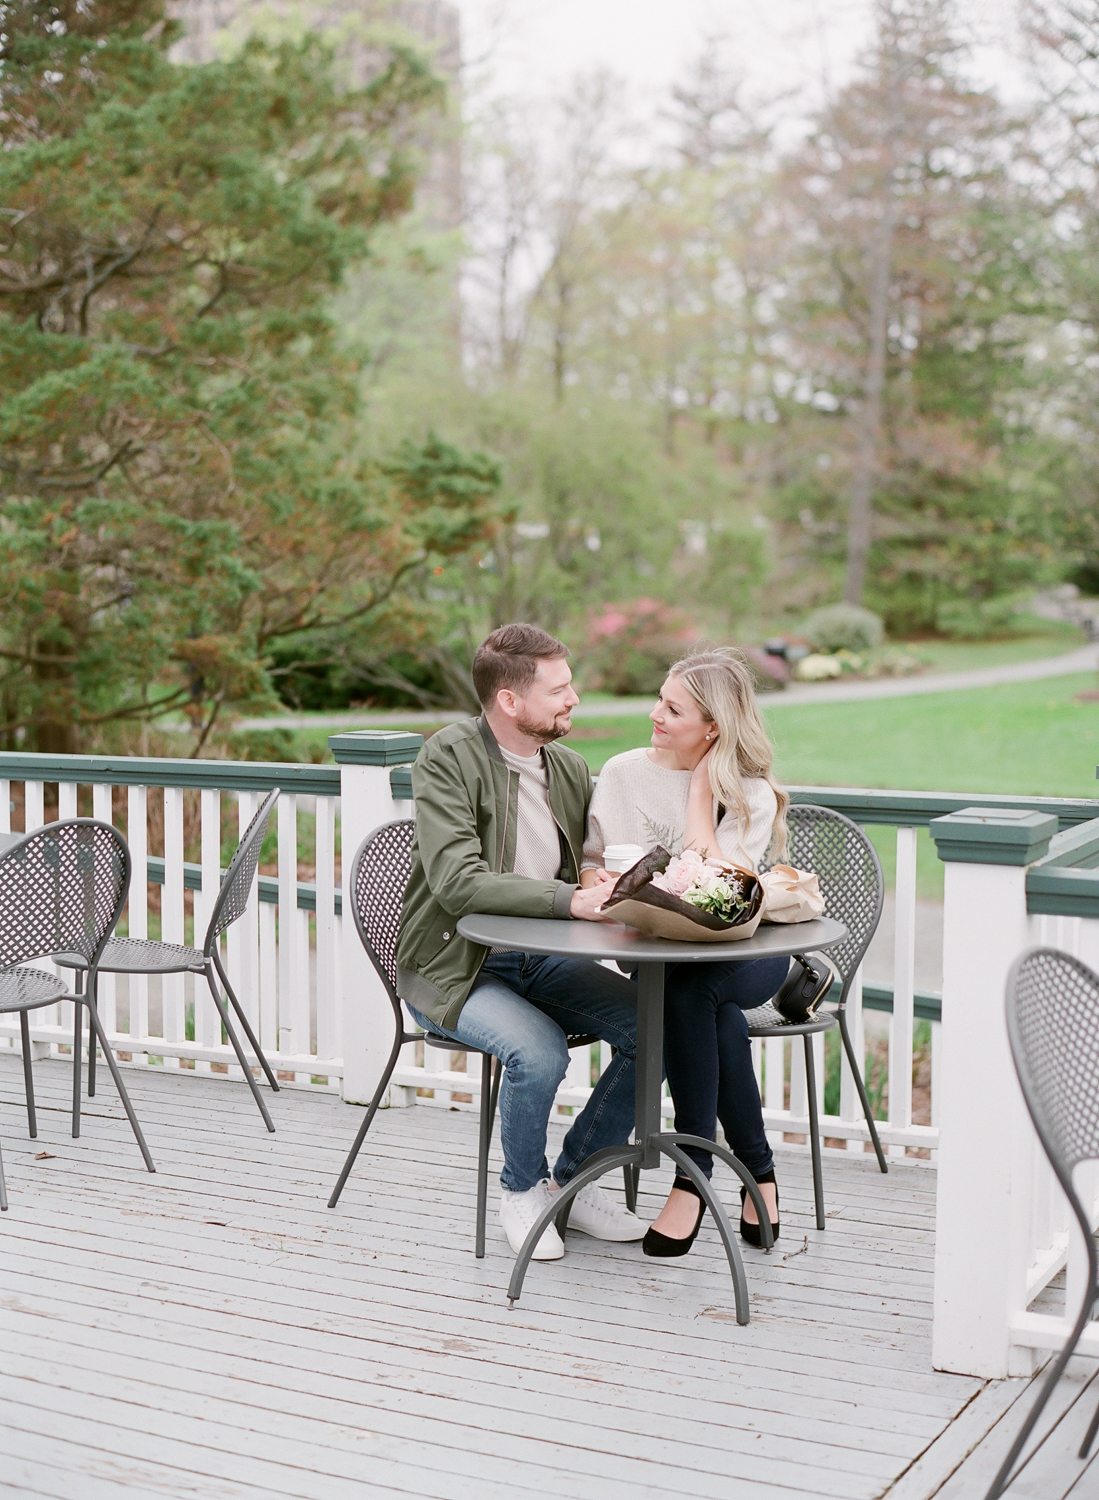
[570,882,612,921]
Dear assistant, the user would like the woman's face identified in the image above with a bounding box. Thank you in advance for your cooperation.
[649,675,714,764]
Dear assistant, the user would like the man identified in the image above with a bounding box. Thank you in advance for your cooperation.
[396,623,644,1258]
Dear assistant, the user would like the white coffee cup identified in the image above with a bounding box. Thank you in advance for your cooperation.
[603,843,646,874]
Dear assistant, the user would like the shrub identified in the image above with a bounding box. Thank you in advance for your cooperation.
[934,595,1020,639]
[804,604,885,654]
[581,599,698,696]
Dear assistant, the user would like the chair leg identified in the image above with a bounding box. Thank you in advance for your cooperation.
[84,996,155,1173]
[327,1033,404,1208]
[489,1054,503,1124]
[803,1035,826,1231]
[475,1053,494,1258]
[984,1313,1092,1499]
[19,1012,36,1140]
[71,999,83,1139]
[205,974,275,1132]
[210,953,279,1093]
[623,1163,639,1214]
[75,971,96,1098]
[1081,1385,1099,1460]
[838,1009,887,1173]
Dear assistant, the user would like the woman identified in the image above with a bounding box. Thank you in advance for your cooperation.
[581,647,788,1255]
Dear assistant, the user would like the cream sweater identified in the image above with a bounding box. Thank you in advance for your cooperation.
[582,747,778,873]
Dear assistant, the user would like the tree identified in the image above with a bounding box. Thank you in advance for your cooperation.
[0,0,502,750]
[783,0,1055,630]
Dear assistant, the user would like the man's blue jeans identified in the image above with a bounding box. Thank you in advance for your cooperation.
[407,952,638,1193]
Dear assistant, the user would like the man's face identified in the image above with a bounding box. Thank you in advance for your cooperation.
[502,657,579,743]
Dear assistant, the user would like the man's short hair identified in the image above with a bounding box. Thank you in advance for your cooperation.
[471,623,570,709]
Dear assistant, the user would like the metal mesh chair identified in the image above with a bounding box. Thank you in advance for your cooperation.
[328,819,623,1256]
[0,818,154,1179]
[984,947,1099,1500]
[56,788,281,1132]
[745,803,887,1229]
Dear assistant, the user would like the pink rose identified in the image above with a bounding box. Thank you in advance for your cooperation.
[652,851,702,897]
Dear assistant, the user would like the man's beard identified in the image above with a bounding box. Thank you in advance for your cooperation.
[515,708,572,744]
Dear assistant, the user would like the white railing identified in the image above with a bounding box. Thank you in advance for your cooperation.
[930,808,1099,1379]
[5,745,1099,1303]
[0,757,355,1087]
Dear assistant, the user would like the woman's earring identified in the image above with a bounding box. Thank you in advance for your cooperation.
[705,733,712,741]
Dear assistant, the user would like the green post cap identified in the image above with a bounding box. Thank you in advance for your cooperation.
[930,806,1058,866]
[328,730,423,766]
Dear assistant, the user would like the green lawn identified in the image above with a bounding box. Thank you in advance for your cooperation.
[567,672,1099,901]
[897,617,1083,673]
[570,672,1099,798]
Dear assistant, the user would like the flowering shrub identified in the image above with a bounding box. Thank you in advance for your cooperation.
[582,598,698,695]
[650,849,753,923]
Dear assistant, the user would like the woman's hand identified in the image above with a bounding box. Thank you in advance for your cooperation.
[579,866,617,890]
[688,744,714,802]
[683,744,719,855]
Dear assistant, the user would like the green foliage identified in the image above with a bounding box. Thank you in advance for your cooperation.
[804,604,885,654]
[0,0,501,749]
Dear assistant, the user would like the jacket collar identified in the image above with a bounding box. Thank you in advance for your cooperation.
[476,714,505,763]
[478,712,561,772]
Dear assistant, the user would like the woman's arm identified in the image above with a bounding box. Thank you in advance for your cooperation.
[682,747,719,856]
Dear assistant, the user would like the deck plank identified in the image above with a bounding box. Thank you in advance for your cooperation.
[0,1053,982,1499]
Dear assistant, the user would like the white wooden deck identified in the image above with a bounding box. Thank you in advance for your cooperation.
[0,1053,1091,1500]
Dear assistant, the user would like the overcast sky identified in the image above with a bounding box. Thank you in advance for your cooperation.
[450,0,1032,117]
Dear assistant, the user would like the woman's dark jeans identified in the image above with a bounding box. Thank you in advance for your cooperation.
[660,955,790,1183]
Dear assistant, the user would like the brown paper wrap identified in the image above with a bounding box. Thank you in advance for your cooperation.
[600,847,765,943]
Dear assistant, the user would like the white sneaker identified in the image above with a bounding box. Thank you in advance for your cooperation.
[499,1181,565,1260]
[558,1181,647,1242]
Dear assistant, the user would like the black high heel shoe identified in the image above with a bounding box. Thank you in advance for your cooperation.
[739,1170,779,1247]
[642,1176,706,1258]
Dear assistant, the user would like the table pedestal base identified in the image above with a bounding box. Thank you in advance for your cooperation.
[506,1134,773,1325]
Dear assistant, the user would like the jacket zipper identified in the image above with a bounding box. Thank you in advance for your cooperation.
[546,757,579,877]
[498,766,513,872]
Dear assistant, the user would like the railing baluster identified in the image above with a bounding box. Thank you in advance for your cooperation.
[840,965,866,1150]
[25,781,44,831]
[21,783,57,1044]
[194,788,221,1070]
[92,784,117,1036]
[0,778,9,834]
[259,901,277,1056]
[764,1037,784,1149]
[296,904,311,1080]
[889,826,917,1157]
[228,791,259,1078]
[161,786,185,1066]
[126,785,149,1063]
[277,793,304,1059]
[55,783,79,1041]
[314,795,337,1067]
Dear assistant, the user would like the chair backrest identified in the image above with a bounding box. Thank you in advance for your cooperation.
[349,819,414,1022]
[1007,947,1099,1191]
[0,819,130,969]
[205,788,280,951]
[766,803,884,1003]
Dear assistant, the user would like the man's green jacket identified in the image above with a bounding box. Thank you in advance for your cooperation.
[395,715,592,1031]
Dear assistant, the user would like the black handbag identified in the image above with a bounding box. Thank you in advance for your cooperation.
[773,954,834,1023]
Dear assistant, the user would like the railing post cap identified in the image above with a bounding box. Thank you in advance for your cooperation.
[328,730,423,766]
[929,806,1059,866]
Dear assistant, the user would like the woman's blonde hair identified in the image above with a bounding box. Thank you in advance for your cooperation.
[666,647,789,862]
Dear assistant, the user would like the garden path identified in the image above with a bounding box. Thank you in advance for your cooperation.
[234,644,1098,730]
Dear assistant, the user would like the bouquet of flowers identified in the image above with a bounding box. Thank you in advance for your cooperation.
[651,850,756,923]
[601,846,765,943]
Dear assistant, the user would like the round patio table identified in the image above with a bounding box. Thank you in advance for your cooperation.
[456,912,848,1323]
